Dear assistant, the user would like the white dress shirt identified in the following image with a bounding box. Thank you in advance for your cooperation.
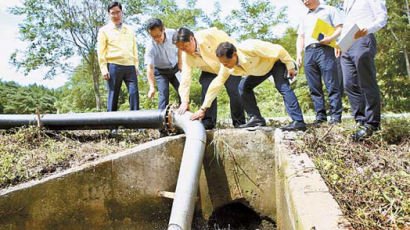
[342,0,387,34]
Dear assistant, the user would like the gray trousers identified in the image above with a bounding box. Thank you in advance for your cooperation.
[341,34,380,127]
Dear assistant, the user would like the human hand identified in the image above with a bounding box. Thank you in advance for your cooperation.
[135,68,140,76]
[354,28,368,39]
[335,48,341,58]
[319,35,333,45]
[288,68,297,78]
[148,87,155,99]
[190,108,205,121]
[103,73,110,80]
[296,55,303,68]
[178,102,190,114]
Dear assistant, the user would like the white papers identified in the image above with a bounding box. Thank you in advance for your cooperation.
[337,24,360,53]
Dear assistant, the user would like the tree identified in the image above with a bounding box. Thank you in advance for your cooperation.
[55,62,107,113]
[10,0,113,110]
[224,0,287,41]
[375,0,410,112]
[0,81,57,114]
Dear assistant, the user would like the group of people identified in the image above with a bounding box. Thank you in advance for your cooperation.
[97,0,387,141]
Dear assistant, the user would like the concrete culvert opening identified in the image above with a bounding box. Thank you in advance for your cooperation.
[0,126,352,230]
[207,200,276,230]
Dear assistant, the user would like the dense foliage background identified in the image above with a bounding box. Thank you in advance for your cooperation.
[2,0,409,117]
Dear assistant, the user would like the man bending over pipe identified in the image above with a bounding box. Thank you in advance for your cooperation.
[173,27,245,129]
[191,40,307,131]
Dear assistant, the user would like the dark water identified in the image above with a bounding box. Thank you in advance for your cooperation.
[192,202,277,230]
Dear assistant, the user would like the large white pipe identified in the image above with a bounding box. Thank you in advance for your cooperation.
[168,111,207,230]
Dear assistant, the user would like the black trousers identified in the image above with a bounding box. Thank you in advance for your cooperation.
[199,71,245,129]
[341,34,380,127]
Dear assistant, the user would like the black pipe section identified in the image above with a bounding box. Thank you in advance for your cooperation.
[0,110,168,130]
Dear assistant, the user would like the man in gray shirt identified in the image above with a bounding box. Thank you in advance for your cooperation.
[144,18,181,109]
[297,0,343,125]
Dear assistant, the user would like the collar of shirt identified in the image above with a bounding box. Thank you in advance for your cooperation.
[344,0,356,14]
[233,51,247,72]
[308,4,324,14]
[194,38,201,57]
[108,21,125,30]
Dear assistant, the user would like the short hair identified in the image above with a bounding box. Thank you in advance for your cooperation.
[216,42,237,59]
[172,27,194,44]
[146,18,164,31]
[108,2,122,12]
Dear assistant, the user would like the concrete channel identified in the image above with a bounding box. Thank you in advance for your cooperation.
[0,128,352,230]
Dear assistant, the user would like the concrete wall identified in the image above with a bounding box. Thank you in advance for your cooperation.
[199,129,277,220]
[0,129,352,230]
[0,136,185,230]
[274,129,353,230]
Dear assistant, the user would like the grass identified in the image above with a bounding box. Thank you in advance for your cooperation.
[0,127,160,189]
[293,118,410,230]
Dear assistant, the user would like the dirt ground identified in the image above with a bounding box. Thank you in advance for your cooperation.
[293,118,409,230]
[0,127,161,189]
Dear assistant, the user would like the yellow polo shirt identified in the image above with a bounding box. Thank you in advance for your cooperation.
[97,22,139,76]
[201,39,295,109]
[178,28,236,103]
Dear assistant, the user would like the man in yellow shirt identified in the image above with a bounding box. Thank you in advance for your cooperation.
[97,2,139,112]
[191,40,307,131]
[172,27,245,129]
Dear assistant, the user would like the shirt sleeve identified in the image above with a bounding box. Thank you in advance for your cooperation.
[297,16,305,35]
[178,52,194,103]
[97,28,108,76]
[331,6,344,27]
[249,41,295,70]
[367,0,388,34]
[201,65,231,109]
[132,32,139,68]
[144,42,155,66]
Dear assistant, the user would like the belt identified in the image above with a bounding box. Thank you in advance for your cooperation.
[306,43,326,50]
[155,64,178,71]
[155,64,179,75]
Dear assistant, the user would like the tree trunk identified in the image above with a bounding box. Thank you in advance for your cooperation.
[404,48,410,77]
[93,74,102,110]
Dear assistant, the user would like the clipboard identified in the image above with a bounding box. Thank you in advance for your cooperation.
[336,24,360,53]
[311,18,337,48]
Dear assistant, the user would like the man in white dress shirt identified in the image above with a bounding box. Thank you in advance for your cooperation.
[339,0,387,141]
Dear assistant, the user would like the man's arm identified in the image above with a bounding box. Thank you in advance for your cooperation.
[320,7,343,45]
[252,41,295,71]
[132,33,139,76]
[296,34,305,68]
[367,0,388,34]
[144,42,156,98]
[177,52,194,114]
[97,29,110,80]
[147,64,156,99]
[177,49,182,71]
[319,25,343,45]
[250,41,297,78]
[191,65,231,120]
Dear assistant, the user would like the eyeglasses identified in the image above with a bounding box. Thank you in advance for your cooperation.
[109,10,122,16]
[150,32,164,39]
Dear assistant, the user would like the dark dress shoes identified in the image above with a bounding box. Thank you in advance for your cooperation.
[238,116,266,128]
[329,118,341,125]
[351,124,379,141]
[280,121,307,131]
